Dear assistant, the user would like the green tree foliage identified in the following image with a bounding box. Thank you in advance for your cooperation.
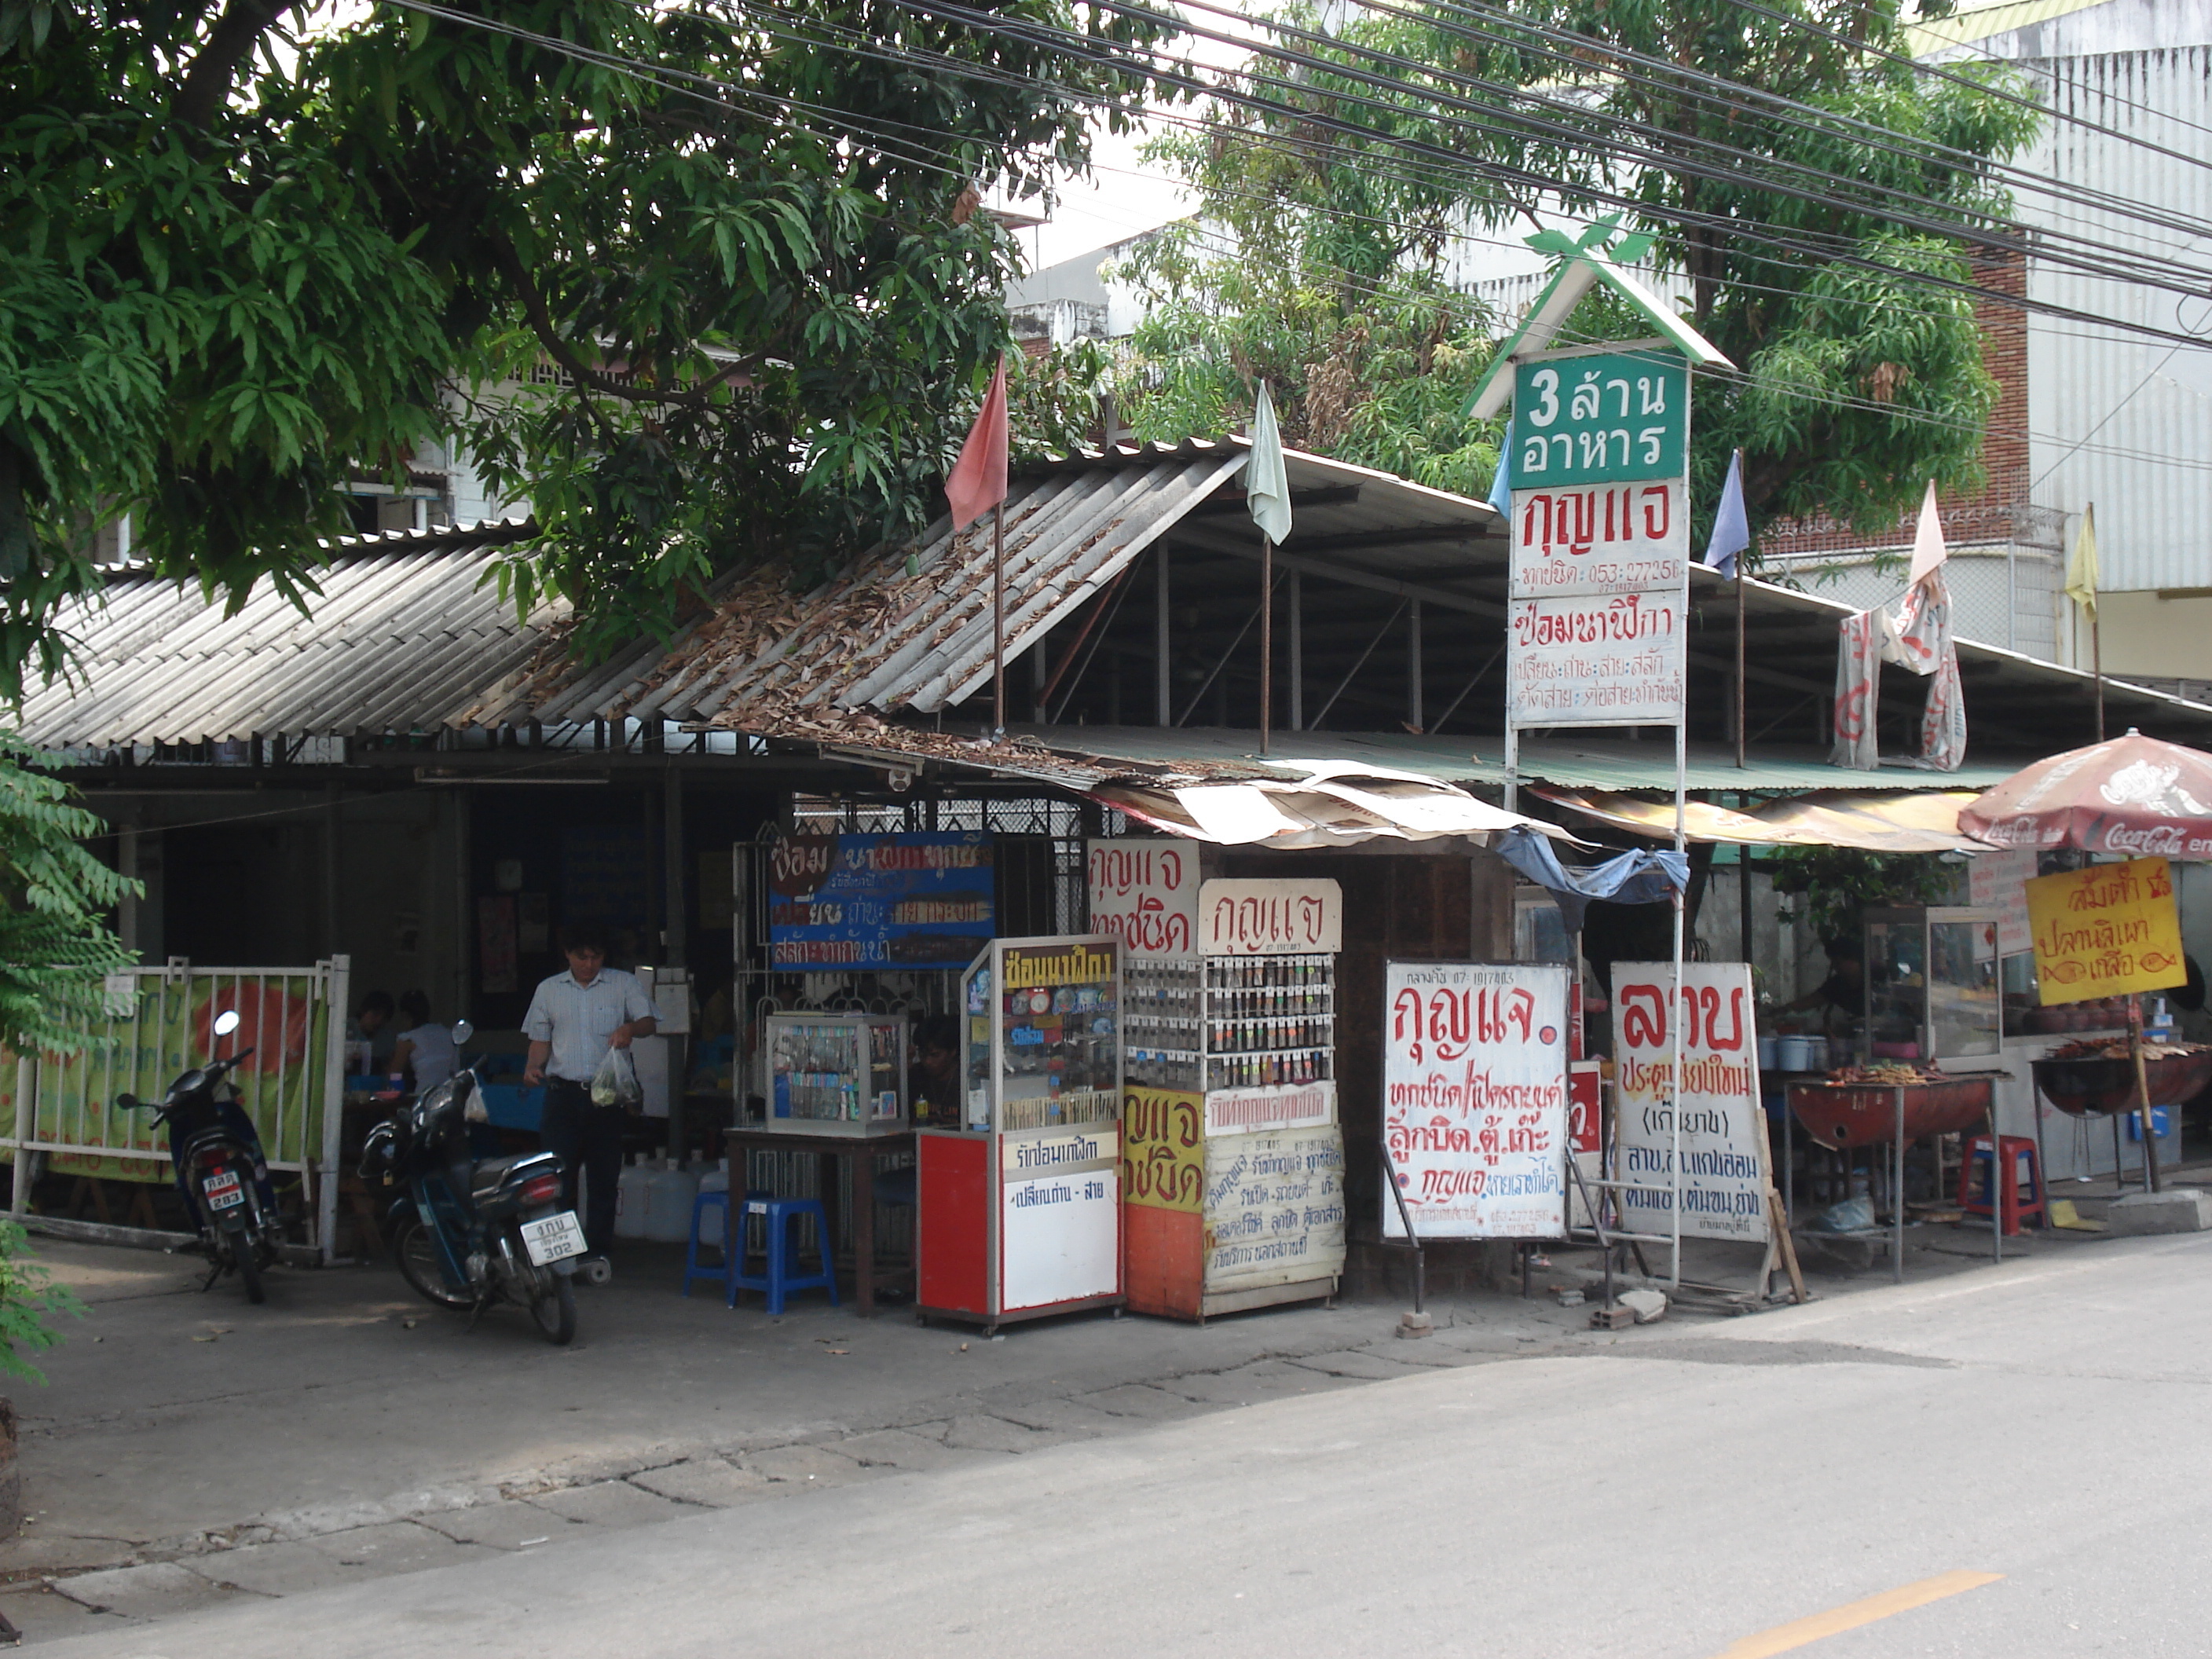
[1104,0,2039,546]
[0,1218,83,1383]
[0,735,135,1056]
[0,0,1178,682]
[1769,844,1955,943]
[1104,131,1504,496]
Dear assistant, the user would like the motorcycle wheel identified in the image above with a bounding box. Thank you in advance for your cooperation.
[392,1215,474,1310]
[231,1232,266,1305]
[528,1273,577,1346]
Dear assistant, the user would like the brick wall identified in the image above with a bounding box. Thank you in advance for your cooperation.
[1761,245,2031,558]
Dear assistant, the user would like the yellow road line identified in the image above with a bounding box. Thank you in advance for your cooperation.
[1710,1571,2005,1658]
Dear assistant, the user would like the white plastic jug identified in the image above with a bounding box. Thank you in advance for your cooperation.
[698,1158,731,1197]
[614,1155,651,1240]
[644,1160,701,1243]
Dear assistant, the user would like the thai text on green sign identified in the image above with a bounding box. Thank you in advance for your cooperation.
[1512,352,1686,485]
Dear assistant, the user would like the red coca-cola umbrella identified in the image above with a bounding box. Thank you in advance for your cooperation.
[1959,729,2212,859]
[1961,727,2212,1196]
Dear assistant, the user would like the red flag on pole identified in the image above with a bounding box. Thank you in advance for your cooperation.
[947,357,1009,532]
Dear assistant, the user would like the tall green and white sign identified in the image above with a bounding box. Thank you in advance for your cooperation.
[1507,348,1691,727]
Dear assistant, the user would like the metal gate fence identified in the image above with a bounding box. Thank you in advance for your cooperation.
[5,956,350,1259]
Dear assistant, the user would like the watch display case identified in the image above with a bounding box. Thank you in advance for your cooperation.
[916,935,1124,1331]
[762,1013,908,1136]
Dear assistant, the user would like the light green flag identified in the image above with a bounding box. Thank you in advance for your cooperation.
[2066,504,2099,618]
[1247,381,1293,545]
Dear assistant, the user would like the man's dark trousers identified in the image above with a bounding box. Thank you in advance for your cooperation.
[540,1078,624,1254]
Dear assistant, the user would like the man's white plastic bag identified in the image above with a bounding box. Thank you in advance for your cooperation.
[591,1045,642,1107]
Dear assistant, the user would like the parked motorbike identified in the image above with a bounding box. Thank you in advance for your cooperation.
[357,1023,586,1345]
[115,1009,278,1304]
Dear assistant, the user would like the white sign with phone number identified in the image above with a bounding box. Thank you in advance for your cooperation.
[1611,961,1770,1244]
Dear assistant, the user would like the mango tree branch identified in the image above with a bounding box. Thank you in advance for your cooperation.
[174,0,302,130]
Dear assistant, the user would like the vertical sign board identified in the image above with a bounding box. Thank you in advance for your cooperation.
[1001,1123,1120,1311]
[1968,845,2038,960]
[2024,857,2188,1003]
[1507,352,1690,729]
[1381,961,1569,1239]
[1611,961,1771,1243]
[1086,840,1199,960]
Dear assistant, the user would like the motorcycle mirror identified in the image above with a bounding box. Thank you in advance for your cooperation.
[213,1009,242,1037]
[451,1019,474,1045]
[113,1092,141,1111]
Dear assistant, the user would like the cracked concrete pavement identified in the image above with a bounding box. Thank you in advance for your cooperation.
[0,1192,2159,1643]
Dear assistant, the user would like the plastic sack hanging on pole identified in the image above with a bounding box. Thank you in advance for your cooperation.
[591,1046,642,1108]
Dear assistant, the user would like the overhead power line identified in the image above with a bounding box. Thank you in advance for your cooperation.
[361,0,2212,479]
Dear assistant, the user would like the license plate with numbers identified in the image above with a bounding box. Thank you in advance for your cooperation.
[520,1210,586,1265]
[203,1170,244,1210]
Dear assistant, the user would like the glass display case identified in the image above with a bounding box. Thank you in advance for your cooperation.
[917,935,1124,1330]
[763,1013,908,1136]
[1862,906,2001,1063]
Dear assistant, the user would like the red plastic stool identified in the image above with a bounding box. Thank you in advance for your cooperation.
[1957,1134,2046,1236]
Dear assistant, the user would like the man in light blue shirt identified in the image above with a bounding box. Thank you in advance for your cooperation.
[523,925,656,1261]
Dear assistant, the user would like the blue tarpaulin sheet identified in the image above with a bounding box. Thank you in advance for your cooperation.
[1495,826,1689,932]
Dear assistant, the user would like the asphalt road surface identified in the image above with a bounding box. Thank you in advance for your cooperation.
[47,1230,2212,1658]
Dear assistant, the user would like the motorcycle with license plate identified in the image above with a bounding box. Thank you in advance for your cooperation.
[357,1023,589,1345]
[114,1009,279,1304]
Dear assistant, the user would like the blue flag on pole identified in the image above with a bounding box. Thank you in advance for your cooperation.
[1486,419,1514,521]
[1705,449,1749,577]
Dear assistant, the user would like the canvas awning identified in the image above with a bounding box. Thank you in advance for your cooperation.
[1091,760,1584,849]
[1537,787,1986,854]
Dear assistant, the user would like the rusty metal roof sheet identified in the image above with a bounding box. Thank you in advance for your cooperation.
[467,451,1250,731]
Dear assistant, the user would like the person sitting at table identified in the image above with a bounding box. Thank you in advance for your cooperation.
[908,1014,962,1127]
[351,990,397,1074]
[1778,939,1864,1036]
[390,990,460,1097]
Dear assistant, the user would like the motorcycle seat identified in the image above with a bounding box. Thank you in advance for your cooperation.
[468,1151,557,1202]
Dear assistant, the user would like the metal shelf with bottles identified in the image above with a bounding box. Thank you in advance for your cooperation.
[915,935,1124,1331]
[1125,960,1202,1091]
[761,1013,909,1137]
[1200,952,1336,1101]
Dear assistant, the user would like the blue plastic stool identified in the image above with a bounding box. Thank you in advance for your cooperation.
[730,1194,840,1315]
[680,1189,734,1298]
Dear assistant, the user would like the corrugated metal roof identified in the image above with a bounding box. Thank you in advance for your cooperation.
[24,442,2212,765]
[16,520,548,748]
[467,449,1251,731]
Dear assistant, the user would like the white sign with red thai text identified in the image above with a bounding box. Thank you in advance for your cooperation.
[1507,591,1686,726]
[1086,840,1199,961]
[1611,961,1770,1244]
[1968,844,2037,960]
[1198,879,1342,956]
[1510,479,1689,599]
[1381,961,1568,1240]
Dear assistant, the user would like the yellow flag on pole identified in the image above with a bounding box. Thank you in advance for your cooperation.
[2065,504,2099,619]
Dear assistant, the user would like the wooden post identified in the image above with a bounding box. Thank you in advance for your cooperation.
[2131,998,2161,1192]
[992,500,1006,738]
[1259,536,1273,756]
[1734,562,1749,768]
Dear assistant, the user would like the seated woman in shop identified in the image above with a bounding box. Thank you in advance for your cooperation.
[390,991,460,1097]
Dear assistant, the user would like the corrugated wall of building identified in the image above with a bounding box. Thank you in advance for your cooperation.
[2023,41,2212,595]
